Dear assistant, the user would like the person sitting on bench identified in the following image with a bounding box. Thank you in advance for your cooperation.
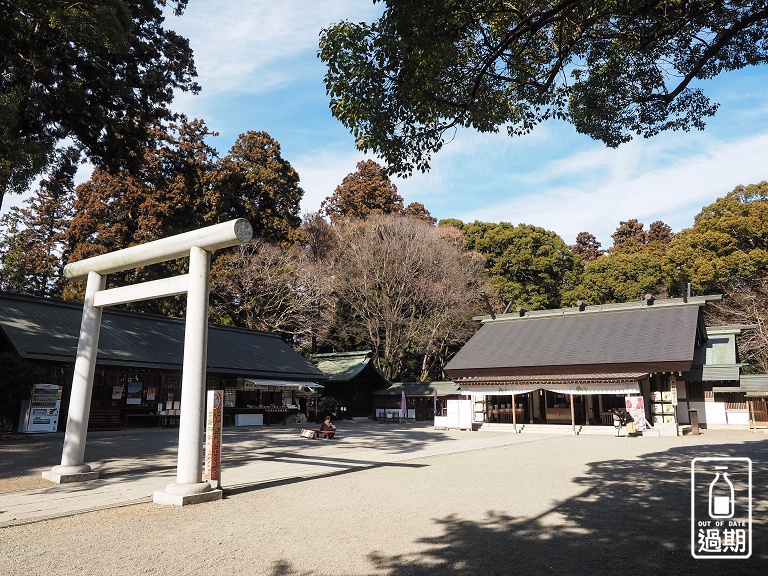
[320,415,337,439]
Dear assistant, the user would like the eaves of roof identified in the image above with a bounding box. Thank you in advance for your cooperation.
[0,291,326,381]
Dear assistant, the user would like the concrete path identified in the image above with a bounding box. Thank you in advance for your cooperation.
[0,422,553,528]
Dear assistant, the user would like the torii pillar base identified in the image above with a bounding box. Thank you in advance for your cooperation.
[42,464,100,484]
[153,481,223,506]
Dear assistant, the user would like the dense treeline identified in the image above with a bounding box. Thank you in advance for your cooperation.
[441,181,768,372]
[0,134,487,382]
[1,119,767,377]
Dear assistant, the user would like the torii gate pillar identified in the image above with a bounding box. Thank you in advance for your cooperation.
[42,219,253,506]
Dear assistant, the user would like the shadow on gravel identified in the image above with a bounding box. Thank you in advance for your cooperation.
[266,439,767,576]
[224,461,427,497]
[0,422,446,481]
[0,430,181,479]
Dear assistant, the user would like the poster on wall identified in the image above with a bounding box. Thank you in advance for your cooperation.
[112,385,124,400]
[126,382,143,405]
[625,396,647,432]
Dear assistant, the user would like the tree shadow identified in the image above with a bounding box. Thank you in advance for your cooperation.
[0,422,453,481]
[269,439,767,576]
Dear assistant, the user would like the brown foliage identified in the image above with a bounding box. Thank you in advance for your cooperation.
[330,214,489,381]
[321,159,404,222]
[210,239,335,351]
[571,231,603,262]
[707,276,768,373]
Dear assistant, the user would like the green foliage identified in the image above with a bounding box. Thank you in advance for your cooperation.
[319,1,764,176]
[0,1,198,207]
[665,182,768,295]
[563,251,666,305]
[457,221,582,310]
[317,396,339,414]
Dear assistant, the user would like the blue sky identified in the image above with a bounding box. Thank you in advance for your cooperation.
[4,1,768,249]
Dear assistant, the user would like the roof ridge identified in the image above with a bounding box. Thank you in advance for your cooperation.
[477,294,721,323]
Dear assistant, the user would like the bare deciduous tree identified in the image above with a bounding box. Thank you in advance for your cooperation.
[707,276,768,373]
[211,239,334,352]
[331,215,489,381]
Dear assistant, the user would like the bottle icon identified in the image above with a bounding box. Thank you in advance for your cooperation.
[709,466,734,518]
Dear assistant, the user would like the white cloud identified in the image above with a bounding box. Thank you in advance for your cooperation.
[170,1,382,96]
[461,131,768,246]
[294,148,367,215]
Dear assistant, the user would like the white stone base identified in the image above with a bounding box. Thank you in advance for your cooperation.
[153,488,223,506]
[42,464,100,484]
[655,422,679,437]
[42,470,100,483]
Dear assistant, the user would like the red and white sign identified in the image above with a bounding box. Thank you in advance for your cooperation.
[625,395,647,432]
[203,390,223,488]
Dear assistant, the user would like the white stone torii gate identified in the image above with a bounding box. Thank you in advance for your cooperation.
[42,219,253,506]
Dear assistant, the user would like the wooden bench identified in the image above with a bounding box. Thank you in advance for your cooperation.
[88,409,123,431]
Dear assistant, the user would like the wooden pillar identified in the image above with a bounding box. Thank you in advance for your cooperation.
[570,393,576,434]
[512,393,517,433]
[748,399,756,431]
[529,392,534,424]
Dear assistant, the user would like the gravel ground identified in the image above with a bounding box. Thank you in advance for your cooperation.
[0,426,766,576]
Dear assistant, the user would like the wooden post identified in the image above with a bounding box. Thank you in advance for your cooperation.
[748,399,756,431]
[570,393,576,434]
[529,392,534,423]
[512,393,517,433]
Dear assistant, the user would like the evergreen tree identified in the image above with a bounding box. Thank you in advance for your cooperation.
[0,148,77,297]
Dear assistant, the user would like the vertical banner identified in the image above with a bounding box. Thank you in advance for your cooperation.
[203,390,223,489]
[625,395,647,432]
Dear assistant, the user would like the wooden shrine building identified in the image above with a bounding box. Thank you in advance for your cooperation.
[444,295,768,434]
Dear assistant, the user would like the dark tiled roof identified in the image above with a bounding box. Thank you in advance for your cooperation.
[445,303,703,377]
[0,292,326,381]
[310,350,390,385]
[310,350,374,382]
[375,381,460,397]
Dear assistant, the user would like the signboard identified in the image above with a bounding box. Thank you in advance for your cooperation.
[446,399,472,430]
[625,396,647,432]
[126,381,143,405]
[203,390,223,488]
[692,457,752,559]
